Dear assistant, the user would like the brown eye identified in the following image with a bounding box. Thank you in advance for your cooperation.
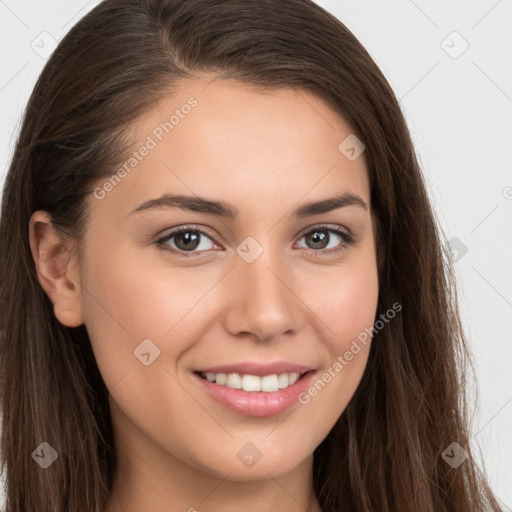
[156,226,217,257]
[155,224,356,259]
[296,225,356,256]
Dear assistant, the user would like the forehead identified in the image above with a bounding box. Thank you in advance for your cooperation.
[90,76,370,217]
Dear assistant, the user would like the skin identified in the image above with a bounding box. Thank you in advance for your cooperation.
[29,75,379,512]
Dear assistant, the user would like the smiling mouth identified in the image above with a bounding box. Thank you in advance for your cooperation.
[194,370,312,393]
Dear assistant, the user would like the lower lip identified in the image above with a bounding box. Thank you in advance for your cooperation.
[192,371,315,417]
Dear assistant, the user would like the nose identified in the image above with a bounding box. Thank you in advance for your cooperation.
[222,246,301,342]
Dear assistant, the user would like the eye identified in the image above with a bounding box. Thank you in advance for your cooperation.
[155,224,356,258]
[295,224,356,256]
[155,225,218,257]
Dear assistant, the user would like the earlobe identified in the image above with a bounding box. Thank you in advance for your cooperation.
[28,210,85,328]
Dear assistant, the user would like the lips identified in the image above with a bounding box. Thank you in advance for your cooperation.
[191,361,317,417]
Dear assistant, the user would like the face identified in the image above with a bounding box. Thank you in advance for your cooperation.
[32,76,379,489]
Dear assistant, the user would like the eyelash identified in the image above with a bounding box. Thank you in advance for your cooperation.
[155,224,356,259]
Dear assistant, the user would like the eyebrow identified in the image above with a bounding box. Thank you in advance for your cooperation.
[128,191,368,219]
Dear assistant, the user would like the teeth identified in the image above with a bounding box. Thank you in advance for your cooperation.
[227,373,242,389]
[201,371,302,392]
[261,374,278,392]
[278,373,289,389]
[242,374,261,392]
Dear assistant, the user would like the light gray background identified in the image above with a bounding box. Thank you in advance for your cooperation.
[0,0,511,507]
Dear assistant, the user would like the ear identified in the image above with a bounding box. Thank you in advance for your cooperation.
[28,210,85,327]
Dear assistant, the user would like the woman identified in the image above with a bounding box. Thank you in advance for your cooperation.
[0,0,503,510]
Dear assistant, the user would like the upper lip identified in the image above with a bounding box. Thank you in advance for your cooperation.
[194,361,315,377]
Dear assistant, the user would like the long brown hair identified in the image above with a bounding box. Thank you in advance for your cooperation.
[0,0,503,510]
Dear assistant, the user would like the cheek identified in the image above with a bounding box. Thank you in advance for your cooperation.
[309,253,379,352]
[331,277,378,351]
[295,260,379,438]
[84,233,214,321]
[302,251,379,401]
[79,238,209,388]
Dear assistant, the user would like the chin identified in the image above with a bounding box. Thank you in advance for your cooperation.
[194,443,313,481]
